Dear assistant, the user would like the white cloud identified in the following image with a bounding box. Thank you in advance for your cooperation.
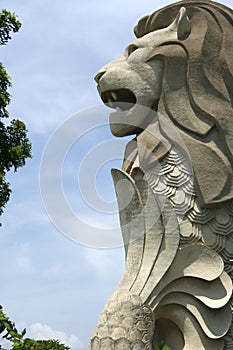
[16,243,35,273]
[16,256,33,271]
[84,248,124,278]
[29,323,83,349]
[5,0,233,348]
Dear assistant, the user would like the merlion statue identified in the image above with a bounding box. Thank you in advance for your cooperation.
[90,0,233,349]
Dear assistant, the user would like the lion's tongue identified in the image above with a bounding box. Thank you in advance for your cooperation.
[115,102,133,111]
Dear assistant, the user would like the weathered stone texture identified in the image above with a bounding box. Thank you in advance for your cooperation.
[91,0,233,348]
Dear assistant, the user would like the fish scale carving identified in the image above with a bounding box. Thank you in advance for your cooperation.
[91,0,233,348]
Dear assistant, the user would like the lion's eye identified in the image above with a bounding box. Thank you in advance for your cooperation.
[128,45,138,56]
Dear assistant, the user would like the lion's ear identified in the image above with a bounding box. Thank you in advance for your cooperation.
[169,7,191,40]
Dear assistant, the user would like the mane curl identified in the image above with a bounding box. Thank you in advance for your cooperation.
[134,1,233,205]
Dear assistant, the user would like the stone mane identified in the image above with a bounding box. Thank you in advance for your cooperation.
[135,0,233,206]
[90,1,233,349]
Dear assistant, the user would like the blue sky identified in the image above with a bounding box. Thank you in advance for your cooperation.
[1,0,233,349]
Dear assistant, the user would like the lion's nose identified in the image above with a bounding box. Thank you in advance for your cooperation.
[94,71,106,83]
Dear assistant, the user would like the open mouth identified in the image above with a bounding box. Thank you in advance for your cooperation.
[101,89,137,111]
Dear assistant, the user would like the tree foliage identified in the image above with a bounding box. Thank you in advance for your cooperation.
[0,9,31,217]
[11,339,70,350]
[0,9,69,350]
[155,341,171,350]
[0,306,70,350]
[0,10,21,46]
[0,305,25,344]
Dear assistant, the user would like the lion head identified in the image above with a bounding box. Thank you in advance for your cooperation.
[95,0,233,206]
[95,6,192,137]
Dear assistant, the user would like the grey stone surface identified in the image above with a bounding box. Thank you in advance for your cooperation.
[91,1,233,349]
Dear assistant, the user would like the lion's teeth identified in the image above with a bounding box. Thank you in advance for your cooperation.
[108,100,115,108]
[111,92,117,101]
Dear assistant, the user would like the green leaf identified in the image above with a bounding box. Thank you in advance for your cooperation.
[0,306,70,349]
[0,8,31,219]
[0,9,21,45]
[155,341,171,350]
